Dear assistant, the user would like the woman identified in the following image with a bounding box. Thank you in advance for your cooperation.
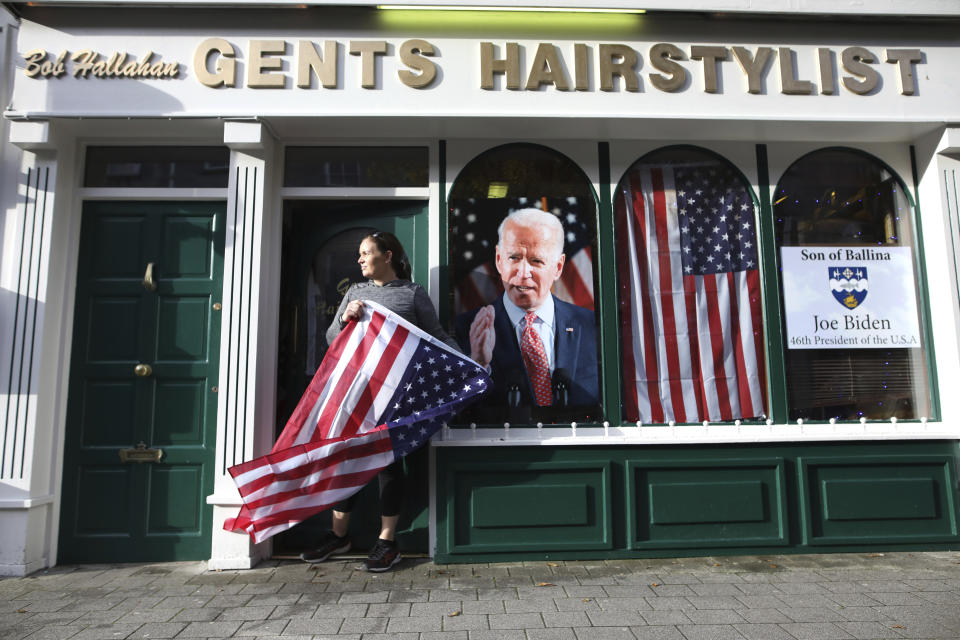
[300,230,459,572]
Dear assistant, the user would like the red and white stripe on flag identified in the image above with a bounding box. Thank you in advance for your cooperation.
[224,300,482,543]
[454,262,503,315]
[616,164,766,424]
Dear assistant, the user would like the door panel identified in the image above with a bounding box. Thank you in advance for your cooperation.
[146,465,204,533]
[161,216,215,277]
[80,380,138,446]
[60,201,224,563]
[74,467,133,534]
[153,379,206,444]
[87,298,142,359]
[91,216,146,277]
[157,297,210,359]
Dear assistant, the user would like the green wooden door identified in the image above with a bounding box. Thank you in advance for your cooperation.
[274,200,430,556]
[59,201,224,563]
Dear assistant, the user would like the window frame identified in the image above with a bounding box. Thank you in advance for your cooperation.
[608,143,768,425]
[443,140,606,426]
[768,145,939,424]
[436,139,943,444]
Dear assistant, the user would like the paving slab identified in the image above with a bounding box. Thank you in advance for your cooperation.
[0,551,958,640]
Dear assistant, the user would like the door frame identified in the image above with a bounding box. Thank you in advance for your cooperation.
[54,183,229,565]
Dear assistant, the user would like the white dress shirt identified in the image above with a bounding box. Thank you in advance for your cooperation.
[502,293,556,373]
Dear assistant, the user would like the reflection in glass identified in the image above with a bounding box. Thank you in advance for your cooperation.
[276,207,375,429]
[615,147,767,424]
[304,228,376,374]
[84,146,229,188]
[774,149,929,420]
[284,147,428,188]
[447,144,601,424]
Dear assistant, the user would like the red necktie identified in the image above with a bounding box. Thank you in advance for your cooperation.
[521,311,552,407]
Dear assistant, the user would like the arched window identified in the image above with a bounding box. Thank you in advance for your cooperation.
[615,147,767,424]
[774,148,930,421]
[447,144,601,424]
[448,144,598,314]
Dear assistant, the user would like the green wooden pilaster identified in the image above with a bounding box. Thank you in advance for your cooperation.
[755,144,788,424]
[596,142,623,425]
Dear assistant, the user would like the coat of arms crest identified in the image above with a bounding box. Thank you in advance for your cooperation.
[829,266,868,309]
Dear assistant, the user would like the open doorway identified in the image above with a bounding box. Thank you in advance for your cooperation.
[272,199,431,557]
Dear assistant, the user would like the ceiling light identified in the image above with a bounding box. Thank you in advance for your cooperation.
[378,5,645,13]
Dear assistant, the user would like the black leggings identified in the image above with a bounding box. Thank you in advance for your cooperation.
[334,459,405,517]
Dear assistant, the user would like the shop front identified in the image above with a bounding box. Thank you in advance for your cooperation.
[1,1,959,575]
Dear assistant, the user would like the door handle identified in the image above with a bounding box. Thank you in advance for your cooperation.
[134,363,153,377]
[142,262,157,291]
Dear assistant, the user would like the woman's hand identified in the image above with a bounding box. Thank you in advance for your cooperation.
[341,300,365,324]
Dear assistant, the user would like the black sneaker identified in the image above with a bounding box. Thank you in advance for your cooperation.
[363,538,401,572]
[299,531,351,563]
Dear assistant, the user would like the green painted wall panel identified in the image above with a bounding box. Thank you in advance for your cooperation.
[435,442,960,563]
[650,481,765,525]
[823,478,937,521]
[627,459,788,549]
[473,484,589,528]
[446,461,613,553]
[799,456,958,545]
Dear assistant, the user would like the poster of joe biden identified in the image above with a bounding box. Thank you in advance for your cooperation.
[448,149,602,425]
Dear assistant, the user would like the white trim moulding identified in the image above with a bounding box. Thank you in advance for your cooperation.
[280,187,431,199]
[79,188,228,200]
[432,423,960,446]
[0,495,55,509]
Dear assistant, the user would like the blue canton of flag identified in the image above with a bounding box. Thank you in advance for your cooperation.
[382,342,489,457]
[675,167,758,276]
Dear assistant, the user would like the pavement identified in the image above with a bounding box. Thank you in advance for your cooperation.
[2,551,960,640]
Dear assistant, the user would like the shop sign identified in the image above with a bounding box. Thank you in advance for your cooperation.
[23,49,180,79]
[780,246,921,349]
[188,39,922,95]
[21,39,923,97]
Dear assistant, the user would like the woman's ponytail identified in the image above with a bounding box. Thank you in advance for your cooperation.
[394,252,412,280]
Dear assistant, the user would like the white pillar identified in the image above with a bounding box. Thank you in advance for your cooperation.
[927,127,960,423]
[0,120,66,576]
[207,121,283,570]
